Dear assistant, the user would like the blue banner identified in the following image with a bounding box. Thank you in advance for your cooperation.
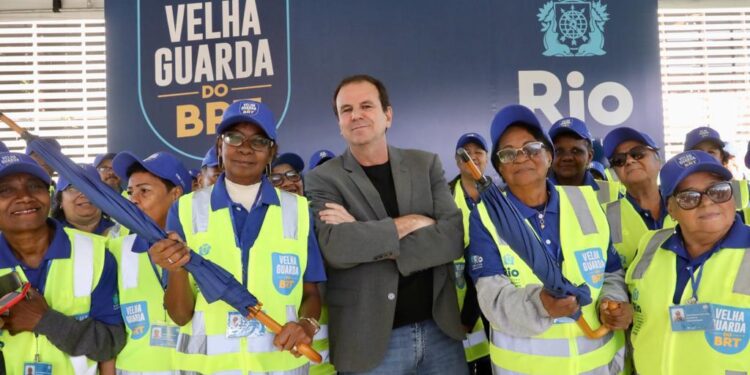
[106,0,661,176]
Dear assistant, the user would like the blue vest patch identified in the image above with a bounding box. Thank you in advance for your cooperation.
[122,301,150,340]
[272,253,301,296]
[574,247,605,288]
[705,304,749,354]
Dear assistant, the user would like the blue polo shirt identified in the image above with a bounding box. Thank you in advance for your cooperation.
[0,219,122,325]
[550,170,600,191]
[61,216,116,236]
[625,192,669,230]
[467,181,621,282]
[167,174,326,283]
[660,215,750,304]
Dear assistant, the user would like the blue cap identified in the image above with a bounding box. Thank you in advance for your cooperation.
[0,152,51,185]
[456,133,488,151]
[25,137,61,155]
[0,141,9,153]
[549,117,592,143]
[684,126,724,151]
[58,164,99,192]
[188,168,201,179]
[216,100,276,140]
[490,105,553,155]
[603,127,658,159]
[660,150,733,198]
[272,153,304,172]
[589,161,607,180]
[93,153,117,168]
[309,149,336,170]
[201,146,219,168]
[113,151,192,194]
[592,138,606,164]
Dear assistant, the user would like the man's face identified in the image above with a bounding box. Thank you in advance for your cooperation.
[552,134,592,183]
[0,173,50,233]
[97,159,121,191]
[335,81,392,147]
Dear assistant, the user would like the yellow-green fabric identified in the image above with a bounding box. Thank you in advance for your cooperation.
[605,168,620,183]
[109,233,177,374]
[176,187,310,374]
[594,179,622,205]
[604,197,677,269]
[478,186,625,374]
[310,304,336,375]
[626,228,750,375]
[732,179,749,210]
[0,228,106,375]
[452,181,490,361]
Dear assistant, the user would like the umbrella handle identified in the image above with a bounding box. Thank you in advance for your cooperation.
[247,305,323,364]
[456,148,492,190]
[0,113,32,139]
[576,300,620,339]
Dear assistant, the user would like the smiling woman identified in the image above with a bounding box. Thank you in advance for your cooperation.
[51,163,114,236]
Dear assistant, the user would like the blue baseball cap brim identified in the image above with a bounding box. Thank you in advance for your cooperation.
[589,161,607,180]
[309,149,336,170]
[0,141,9,153]
[0,152,51,185]
[113,151,192,194]
[216,100,277,140]
[58,164,99,192]
[272,153,305,172]
[491,105,553,153]
[660,150,733,198]
[456,133,488,152]
[188,168,201,179]
[201,146,219,168]
[603,127,658,159]
[549,117,592,143]
[684,126,724,151]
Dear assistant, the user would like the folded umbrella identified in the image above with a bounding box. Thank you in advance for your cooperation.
[457,148,615,339]
[0,112,322,363]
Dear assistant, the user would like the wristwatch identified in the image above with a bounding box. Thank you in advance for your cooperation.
[299,317,321,335]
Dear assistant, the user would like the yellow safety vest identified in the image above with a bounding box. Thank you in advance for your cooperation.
[0,228,107,375]
[109,233,177,374]
[478,185,625,375]
[626,228,750,375]
[176,186,310,374]
[453,181,491,362]
[604,197,677,269]
[605,168,619,183]
[732,179,749,210]
[594,179,622,205]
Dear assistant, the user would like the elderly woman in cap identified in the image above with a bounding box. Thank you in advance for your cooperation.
[271,152,305,196]
[467,105,630,375]
[684,126,748,210]
[148,100,326,374]
[51,164,115,236]
[602,127,676,269]
[0,152,124,374]
[106,150,191,374]
[626,150,750,374]
[449,132,492,374]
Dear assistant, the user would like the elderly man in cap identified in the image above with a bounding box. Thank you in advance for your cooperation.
[93,153,122,192]
[271,152,305,196]
[603,127,676,269]
[548,117,621,204]
[0,152,125,374]
[684,126,748,209]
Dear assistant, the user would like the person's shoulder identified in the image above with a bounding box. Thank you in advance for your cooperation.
[393,147,438,165]
[306,154,345,180]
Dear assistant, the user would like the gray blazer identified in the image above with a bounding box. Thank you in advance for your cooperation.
[305,146,465,372]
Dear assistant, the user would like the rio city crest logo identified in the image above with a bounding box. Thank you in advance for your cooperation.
[538,0,609,57]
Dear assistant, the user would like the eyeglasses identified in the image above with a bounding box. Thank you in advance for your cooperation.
[221,131,274,151]
[609,145,655,168]
[269,170,301,186]
[496,142,546,164]
[672,181,733,210]
[96,166,113,173]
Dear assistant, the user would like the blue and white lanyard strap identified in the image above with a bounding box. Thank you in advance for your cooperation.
[687,263,705,304]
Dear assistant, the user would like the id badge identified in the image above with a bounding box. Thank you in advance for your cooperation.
[226,312,266,338]
[670,303,713,332]
[23,362,52,375]
[150,323,179,348]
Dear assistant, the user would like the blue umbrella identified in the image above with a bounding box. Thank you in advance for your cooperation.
[457,149,614,338]
[0,113,322,362]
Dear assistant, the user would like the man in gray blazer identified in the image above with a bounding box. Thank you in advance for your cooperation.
[305,75,467,374]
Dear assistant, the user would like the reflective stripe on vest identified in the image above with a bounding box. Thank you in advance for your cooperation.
[732,180,744,209]
[119,234,139,289]
[73,233,94,297]
[116,371,174,375]
[628,228,673,280]
[733,248,750,296]
[560,186,597,235]
[606,200,622,244]
[492,362,615,375]
[491,330,616,357]
[596,182,610,205]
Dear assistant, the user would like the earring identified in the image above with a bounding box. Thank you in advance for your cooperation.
[265,164,271,176]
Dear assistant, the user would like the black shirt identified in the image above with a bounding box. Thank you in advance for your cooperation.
[363,162,433,328]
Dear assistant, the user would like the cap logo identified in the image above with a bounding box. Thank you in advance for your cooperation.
[560,119,572,127]
[144,154,159,162]
[319,151,327,157]
[677,153,698,168]
[0,154,20,165]
[699,129,710,138]
[240,102,259,116]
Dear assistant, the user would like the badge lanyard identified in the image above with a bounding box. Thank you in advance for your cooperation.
[147,249,168,291]
[686,263,705,304]
[15,260,52,363]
